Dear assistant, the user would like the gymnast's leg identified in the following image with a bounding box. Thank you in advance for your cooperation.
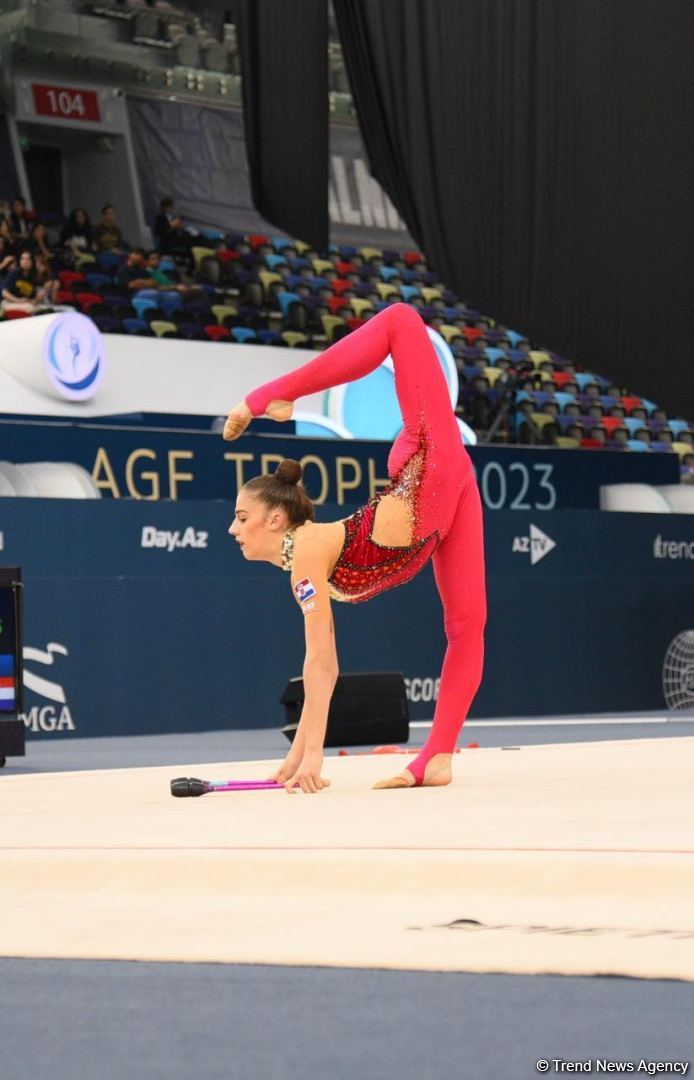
[374,475,486,788]
[224,303,456,459]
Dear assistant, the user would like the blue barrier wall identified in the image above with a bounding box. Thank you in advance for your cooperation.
[0,497,692,739]
[0,421,679,509]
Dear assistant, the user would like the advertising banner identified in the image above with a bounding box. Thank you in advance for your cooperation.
[0,498,692,739]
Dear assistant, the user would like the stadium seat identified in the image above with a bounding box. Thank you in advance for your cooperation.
[326,296,349,314]
[402,251,425,267]
[3,308,31,320]
[668,419,691,438]
[380,267,400,282]
[399,285,420,302]
[553,391,577,411]
[191,246,217,271]
[375,283,399,301]
[204,325,231,342]
[349,299,374,318]
[132,298,160,319]
[556,436,581,449]
[438,325,464,344]
[281,331,309,347]
[321,314,347,344]
[265,254,287,271]
[672,441,694,459]
[75,292,105,313]
[311,258,334,276]
[259,271,282,298]
[176,323,205,340]
[91,315,120,333]
[257,330,283,346]
[360,247,383,262]
[248,234,270,251]
[529,350,552,367]
[150,320,179,338]
[122,318,151,335]
[96,252,122,272]
[231,327,257,343]
[85,273,112,292]
[211,304,238,325]
[58,271,85,290]
[420,287,443,304]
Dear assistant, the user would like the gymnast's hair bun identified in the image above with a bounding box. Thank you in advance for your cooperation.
[275,459,303,486]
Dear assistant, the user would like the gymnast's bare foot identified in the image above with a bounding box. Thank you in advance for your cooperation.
[372,752,453,789]
[222,399,294,441]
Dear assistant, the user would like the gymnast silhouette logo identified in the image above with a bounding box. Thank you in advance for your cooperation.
[44,312,105,402]
[20,642,75,732]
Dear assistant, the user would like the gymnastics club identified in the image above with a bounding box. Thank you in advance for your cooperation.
[170,776,285,797]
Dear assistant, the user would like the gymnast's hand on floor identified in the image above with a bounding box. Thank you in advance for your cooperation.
[282,749,330,795]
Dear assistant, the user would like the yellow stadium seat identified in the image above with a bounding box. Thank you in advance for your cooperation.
[438,324,465,344]
[281,331,309,347]
[311,258,334,276]
[293,240,310,255]
[530,412,555,428]
[375,283,399,301]
[349,298,374,318]
[360,246,383,262]
[191,246,216,271]
[529,350,552,368]
[74,253,96,269]
[211,304,238,325]
[672,441,693,459]
[150,320,178,338]
[259,271,282,297]
[421,287,443,304]
[320,314,346,343]
[483,366,504,386]
[556,436,581,449]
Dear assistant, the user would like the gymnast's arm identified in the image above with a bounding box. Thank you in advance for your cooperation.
[291,558,339,756]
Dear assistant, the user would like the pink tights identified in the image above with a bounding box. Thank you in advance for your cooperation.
[246,304,486,782]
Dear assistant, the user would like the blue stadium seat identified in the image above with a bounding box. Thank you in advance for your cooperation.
[85,273,112,292]
[122,318,151,335]
[626,439,649,452]
[553,391,577,411]
[231,327,258,343]
[132,298,159,319]
[278,292,301,316]
[265,254,287,271]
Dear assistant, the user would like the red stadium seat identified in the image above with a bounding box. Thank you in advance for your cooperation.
[204,324,231,341]
[553,371,575,389]
[58,271,85,290]
[345,316,366,331]
[3,308,32,319]
[75,292,105,313]
[335,261,357,277]
[248,234,269,251]
[55,291,77,306]
[326,296,349,314]
[621,396,643,413]
[403,251,425,267]
[602,416,625,435]
[217,249,240,264]
[332,279,354,296]
[463,327,483,344]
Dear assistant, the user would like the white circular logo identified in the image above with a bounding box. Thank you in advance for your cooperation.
[43,312,105,401]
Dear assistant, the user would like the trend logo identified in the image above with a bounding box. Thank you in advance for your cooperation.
[512,523,557,566]
[44,312,105,401]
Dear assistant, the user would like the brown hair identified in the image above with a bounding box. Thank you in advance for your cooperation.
[242,459,315,527]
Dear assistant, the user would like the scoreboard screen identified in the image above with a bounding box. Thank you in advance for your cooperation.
[0,570,22,716]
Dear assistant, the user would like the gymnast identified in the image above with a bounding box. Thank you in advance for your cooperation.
[224,303,486,794]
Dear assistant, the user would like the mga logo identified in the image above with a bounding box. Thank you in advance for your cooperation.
[512,523,557,566]
[20,642,75,733]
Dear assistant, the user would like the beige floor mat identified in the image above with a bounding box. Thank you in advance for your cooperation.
[1,737,692,979]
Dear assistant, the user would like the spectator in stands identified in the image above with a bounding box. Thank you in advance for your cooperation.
[152,196,193,260]
[0,236,15,286]
[0,212,17,254]
[611,428,629,447]
[27,222,54,266]
[94,204,127,253]
[8,196,31,242]
[34,252,59,304]
[145,250,195,296]
[1,250,48,313]
[118,248,161,292]
[60,207,95,262]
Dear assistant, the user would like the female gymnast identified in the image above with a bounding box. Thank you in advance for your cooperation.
[224,303,486,795]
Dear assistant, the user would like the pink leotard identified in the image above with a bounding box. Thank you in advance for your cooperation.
[245,303,486,784]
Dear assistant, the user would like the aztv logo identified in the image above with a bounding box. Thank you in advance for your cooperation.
[512,523,557,565]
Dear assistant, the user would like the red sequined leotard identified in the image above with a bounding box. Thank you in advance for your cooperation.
[325,447,439,603]
[244,303,486,785]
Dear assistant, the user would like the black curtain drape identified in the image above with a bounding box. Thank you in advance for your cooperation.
[237,0,328,250]
[334,1,694,419]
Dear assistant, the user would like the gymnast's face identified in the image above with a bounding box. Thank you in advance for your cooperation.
[229,490,286,562]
